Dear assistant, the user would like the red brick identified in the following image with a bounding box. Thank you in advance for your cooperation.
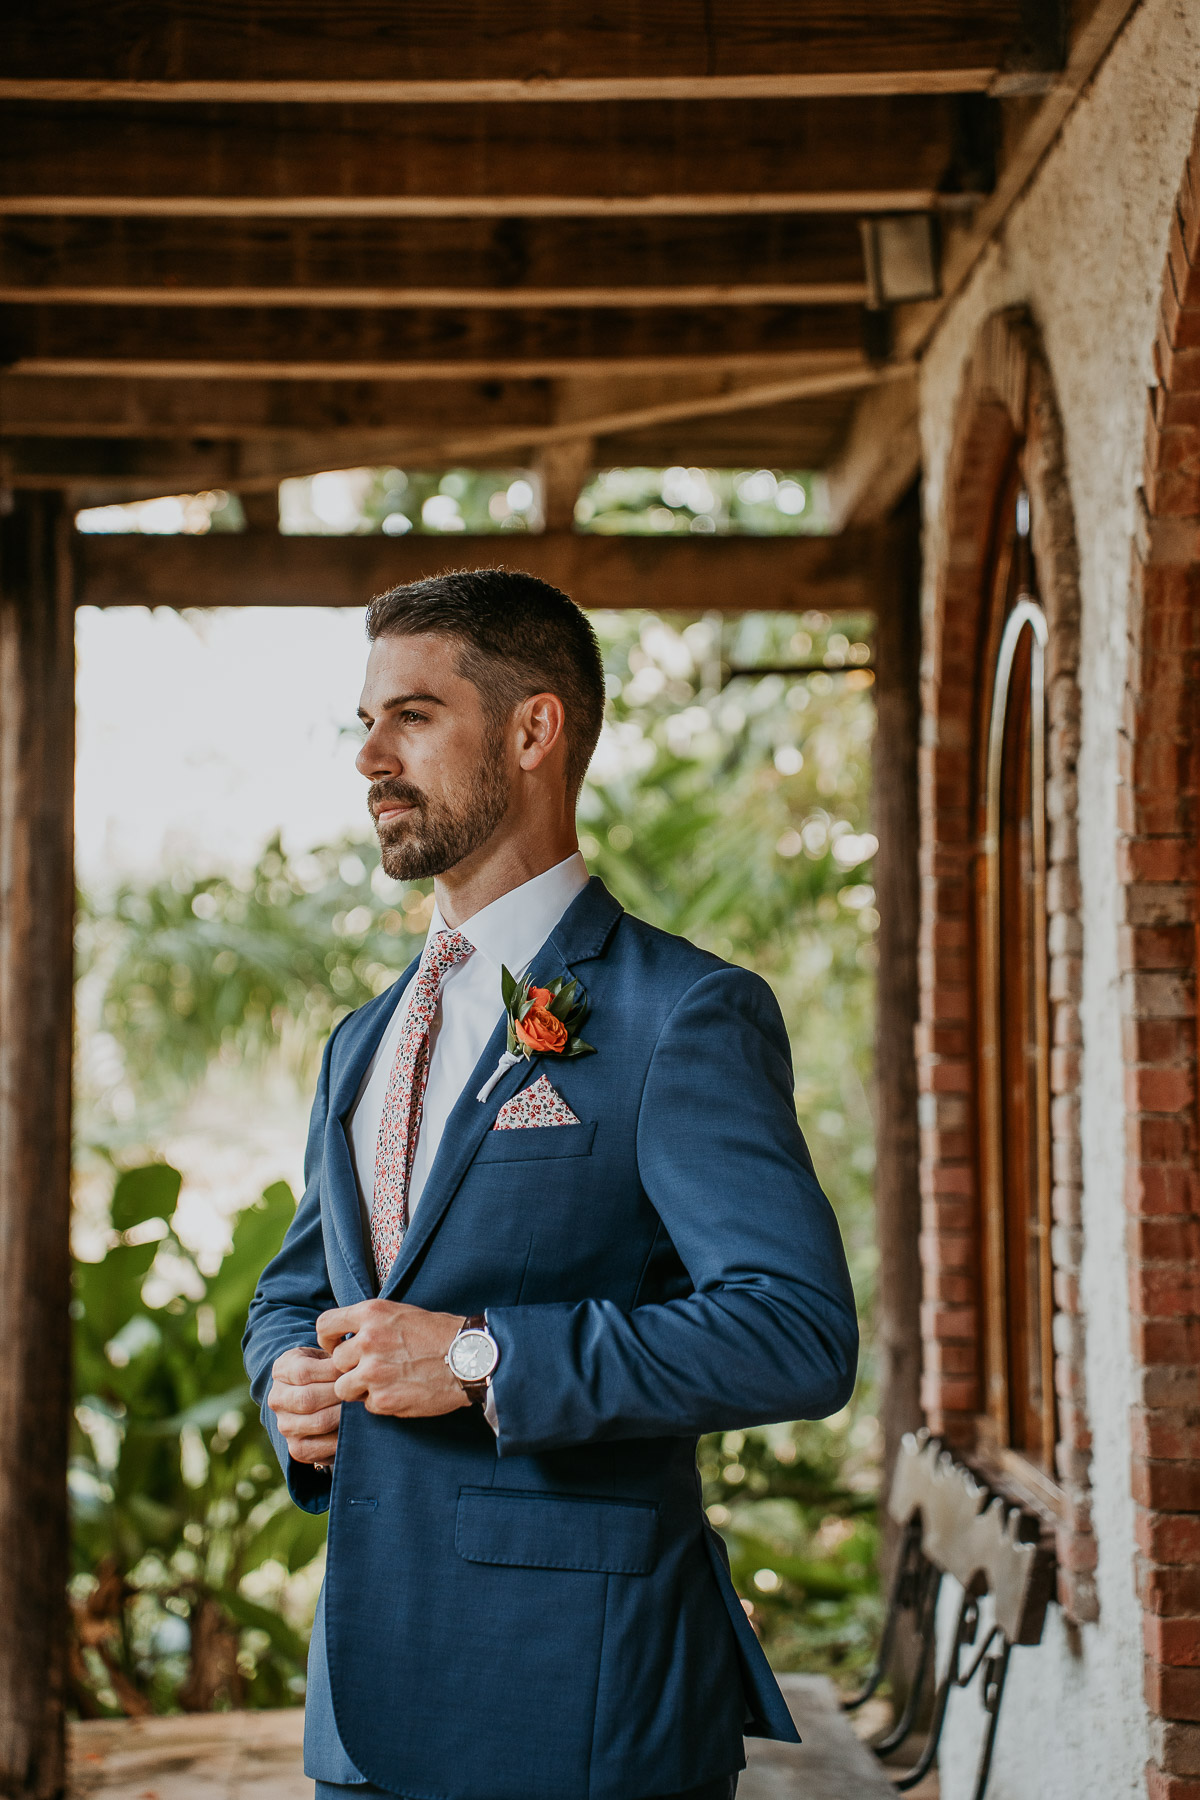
[1138,1513,1200,1565]
[1132,1219,1200,1262]
[1140,1561,1200,1617]
[1126,1164,1197,1216]
[1120,837,1194,884]
[1126,1018,1197,1063]
[1128,1116,1194,1164]
[1134,1460,1200,1512]
[1139,1265,1200,1316]
[1148,1661,1200,1723]
[1134,1413,1200,1463]
[1135,1320,1200,1367]
[1147,1765,1200,1800]
[1128,1068,1197,1114]
[1146,1617,1200,1667]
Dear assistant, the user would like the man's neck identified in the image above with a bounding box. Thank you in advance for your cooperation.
[433,834,579,929]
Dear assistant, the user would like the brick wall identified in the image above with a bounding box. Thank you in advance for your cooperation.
[918,309,1096,1621]
[1126,112,1200,1800]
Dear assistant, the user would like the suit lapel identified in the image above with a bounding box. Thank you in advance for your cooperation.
[323,953,420,1301]
[381,877,624,1296]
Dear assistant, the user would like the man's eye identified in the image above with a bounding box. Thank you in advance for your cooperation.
[399,710,428,724]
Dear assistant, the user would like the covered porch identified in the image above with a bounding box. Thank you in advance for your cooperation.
[0,4,1149,1797]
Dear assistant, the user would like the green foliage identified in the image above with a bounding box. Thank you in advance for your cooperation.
[699,1423,882,1679]
[70,1164,323,1716]
[76,601,881,1700]
[276,464,825,539]
[578,466,822,535]
[78,839,431,1103]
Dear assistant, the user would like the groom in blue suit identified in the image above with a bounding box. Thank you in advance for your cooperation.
[243,569,857,1800]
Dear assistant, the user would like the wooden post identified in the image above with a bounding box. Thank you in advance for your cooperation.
[870,494,923,1623]
[0,490,75,1800]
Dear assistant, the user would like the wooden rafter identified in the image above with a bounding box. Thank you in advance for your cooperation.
[0,215,869,307]
[73,525,896,615]
[0,374,556,438]
[0,97,974,218]
[1,364,908,493]
[0,3,1059,103]
[0,303,870,380]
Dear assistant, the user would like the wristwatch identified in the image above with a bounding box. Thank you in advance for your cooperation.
[445,1314,500,1407]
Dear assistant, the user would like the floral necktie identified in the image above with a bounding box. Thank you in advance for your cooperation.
[371,928,473,1281]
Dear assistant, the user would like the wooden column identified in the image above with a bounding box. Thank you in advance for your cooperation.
[870,496,923,1575]
[0,491,75,1800]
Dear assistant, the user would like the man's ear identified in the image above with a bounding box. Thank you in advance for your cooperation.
[516,693,566,771]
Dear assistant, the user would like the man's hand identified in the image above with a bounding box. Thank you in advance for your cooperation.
[316,1299,469,1419]
[268,1345,342,1467]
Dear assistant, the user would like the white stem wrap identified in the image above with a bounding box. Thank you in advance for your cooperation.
[476,1049,525,1103]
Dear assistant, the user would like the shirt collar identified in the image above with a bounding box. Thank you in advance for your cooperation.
[425,851,590,978]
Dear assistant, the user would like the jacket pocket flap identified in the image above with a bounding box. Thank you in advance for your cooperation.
[455,1487,657,1575]
[474,1120,597,1163]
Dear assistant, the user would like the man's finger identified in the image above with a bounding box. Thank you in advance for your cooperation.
[329,1336,363,1374]
[333,1368,370,1404]
[277,1402,342,1438]
[288,1432,340,1465]
[272,1345,335,1382]
[316,1303,370,1350]
[269,1378,339,1414]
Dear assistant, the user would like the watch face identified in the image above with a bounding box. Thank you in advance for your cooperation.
[450,1329,497,1383]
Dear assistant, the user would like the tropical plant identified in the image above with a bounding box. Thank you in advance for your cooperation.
[71,1163,319,1716]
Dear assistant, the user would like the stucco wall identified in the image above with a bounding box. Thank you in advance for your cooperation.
[917,4,1200,1795]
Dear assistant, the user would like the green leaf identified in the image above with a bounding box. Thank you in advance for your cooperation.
[500,965,519,1010]
[209,1181,296,1334]
[136,1381,251,1438]
[241,1501,328,1576]
[111,1162,183,1233]
[74,1239,161,1349]
[565,1037,597,1057]
[215,1588,309,1665]
[547,980,579,1021]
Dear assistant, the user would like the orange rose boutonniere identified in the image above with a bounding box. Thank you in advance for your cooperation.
[476,966,595,1102]
[502,966,594,1062]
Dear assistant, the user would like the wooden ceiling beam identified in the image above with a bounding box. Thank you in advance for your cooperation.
[1,3,1058,103]
[824,376,922,528]
[0,374,556,439]
[0,215,868,307]
[0,303,870,380]
[73,525,896,615]
[0,97,973,218]
[1,364,911,487]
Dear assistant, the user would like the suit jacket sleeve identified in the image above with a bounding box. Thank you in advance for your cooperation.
[486,965,859,1457]
[242,1029,339,1513]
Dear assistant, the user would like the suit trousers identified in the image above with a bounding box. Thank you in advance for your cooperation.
[313,1779,739,1800]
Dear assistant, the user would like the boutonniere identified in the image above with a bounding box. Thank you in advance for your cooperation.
[476,967,595,1101]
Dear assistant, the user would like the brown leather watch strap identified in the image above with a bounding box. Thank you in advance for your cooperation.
[458,1314,491,1408]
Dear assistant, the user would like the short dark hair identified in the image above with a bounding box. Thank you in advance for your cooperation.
[365,567,605,794]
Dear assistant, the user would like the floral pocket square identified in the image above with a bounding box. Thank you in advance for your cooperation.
[492,1072,581,1130]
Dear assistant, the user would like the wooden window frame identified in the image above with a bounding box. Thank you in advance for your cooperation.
[972,480,1063,1518]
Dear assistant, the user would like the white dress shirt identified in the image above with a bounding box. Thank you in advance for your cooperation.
[347,850,590,1230]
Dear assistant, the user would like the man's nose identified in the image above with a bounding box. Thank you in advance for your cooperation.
[356,727,400,781]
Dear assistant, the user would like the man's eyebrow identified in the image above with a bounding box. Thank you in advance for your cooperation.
[357,691,446,722]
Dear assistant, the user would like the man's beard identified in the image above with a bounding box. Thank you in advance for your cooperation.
[369,757,510,882]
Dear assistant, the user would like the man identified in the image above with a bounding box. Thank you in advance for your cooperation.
[243,569,857,1800]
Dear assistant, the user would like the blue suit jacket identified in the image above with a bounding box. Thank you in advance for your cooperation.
[243,878,857,1800]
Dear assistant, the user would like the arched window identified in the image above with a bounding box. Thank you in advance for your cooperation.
[974,475,1057,1479]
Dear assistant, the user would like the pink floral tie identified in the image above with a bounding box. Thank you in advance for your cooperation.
[371,928,473,1281]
